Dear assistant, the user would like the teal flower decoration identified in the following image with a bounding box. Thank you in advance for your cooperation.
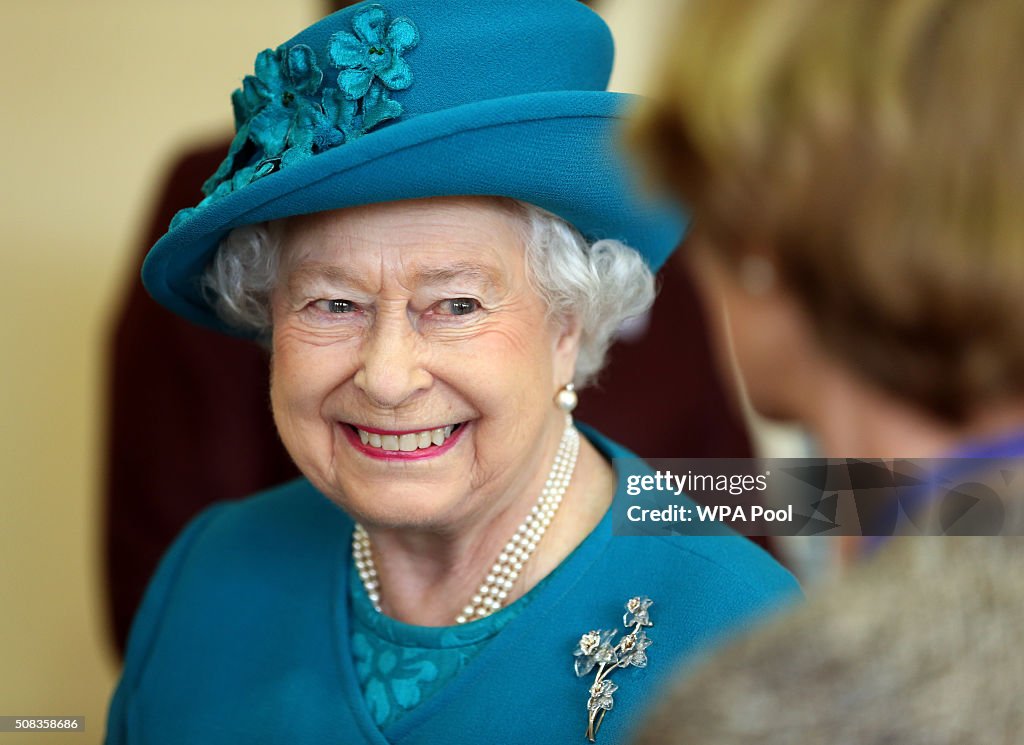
[283,44,324,95]
[322,88,363,142]
[176,8,418,225]
[280,94,353,168]
[362,81,404,130]
[200,122,255,198]
[233,46,323,124]
[204,44,328,196]
[329,4,419,100]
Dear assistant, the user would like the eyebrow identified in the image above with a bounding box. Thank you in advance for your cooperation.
[287,260,505,293]
[287,263,370,294]
[410,261,504,289]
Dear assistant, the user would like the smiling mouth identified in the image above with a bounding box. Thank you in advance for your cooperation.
[347,423,464,452]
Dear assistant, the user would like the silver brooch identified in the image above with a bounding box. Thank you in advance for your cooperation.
[572,596,654,741]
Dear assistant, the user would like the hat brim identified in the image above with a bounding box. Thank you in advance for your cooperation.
[143,89,686,336]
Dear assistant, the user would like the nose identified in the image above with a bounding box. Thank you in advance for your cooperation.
[353,314,432,408]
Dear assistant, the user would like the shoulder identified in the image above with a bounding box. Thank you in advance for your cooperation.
[142,478,352,606]
[207,475,346,529]
[186,477,351,551]
[584,422,798,596]
[106,480,351,743]
[118,478,348,676]
[576,423,801,641]
[131,478,350,580]
[588,529,800,644]
[625,531,800,602]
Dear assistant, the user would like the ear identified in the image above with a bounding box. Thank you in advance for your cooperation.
[552,312,584,388]
[689,242,824,421]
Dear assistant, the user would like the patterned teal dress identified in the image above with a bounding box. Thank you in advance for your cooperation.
[349,563,551,729]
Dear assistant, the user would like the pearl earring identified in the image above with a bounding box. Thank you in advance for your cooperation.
[556,382,578,412]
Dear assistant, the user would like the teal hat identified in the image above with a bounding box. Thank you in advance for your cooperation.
[143,0,686,334]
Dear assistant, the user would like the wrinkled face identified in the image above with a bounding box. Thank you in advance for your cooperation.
[270,197,580,531]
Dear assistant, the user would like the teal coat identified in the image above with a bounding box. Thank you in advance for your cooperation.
[105,430,799,744]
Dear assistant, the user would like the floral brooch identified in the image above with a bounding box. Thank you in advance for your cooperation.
[572,596,654,742]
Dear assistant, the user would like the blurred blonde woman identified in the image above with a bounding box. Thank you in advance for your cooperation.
[628,0,1024,742]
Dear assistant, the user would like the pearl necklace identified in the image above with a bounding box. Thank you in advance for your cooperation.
[352,415,580,624]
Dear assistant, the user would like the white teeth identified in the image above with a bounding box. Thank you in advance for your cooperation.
[355,424,460,451]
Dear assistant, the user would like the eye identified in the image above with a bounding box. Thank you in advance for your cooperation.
[312,299,357,313]
[439,298,480,316]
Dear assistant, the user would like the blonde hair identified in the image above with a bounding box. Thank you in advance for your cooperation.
[630,0,1024,422]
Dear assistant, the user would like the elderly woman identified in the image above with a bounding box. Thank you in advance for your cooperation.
[628,0,1024,742]
[105,1,798,743]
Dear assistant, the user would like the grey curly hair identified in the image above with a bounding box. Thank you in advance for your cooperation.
[201,200,656,388]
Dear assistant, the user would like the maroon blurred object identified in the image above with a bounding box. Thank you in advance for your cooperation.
[102,139,755,657]
[575,260,750,459]
[103,141,301,656]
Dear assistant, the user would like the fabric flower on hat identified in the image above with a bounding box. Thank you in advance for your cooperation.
[172,6,419,229]
[244,45,324,147]
[251,45,327,155]
[203,44,330,197]
[329,4,420,100]
[280,93,357,169]
[361,81,404,131]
